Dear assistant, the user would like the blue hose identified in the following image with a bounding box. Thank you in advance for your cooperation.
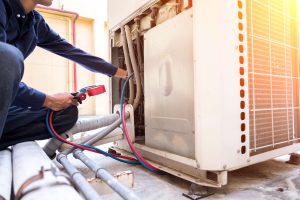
[81,144,140,165]
[45,109,139,165]
[120,74,162,174]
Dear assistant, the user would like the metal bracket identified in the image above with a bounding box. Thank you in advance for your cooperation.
[182,183,215,200]
[287,153,300,165]
[87,170,134,195]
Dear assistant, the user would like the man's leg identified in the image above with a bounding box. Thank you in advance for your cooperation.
[0,42,24,137]
[0,106,78,150]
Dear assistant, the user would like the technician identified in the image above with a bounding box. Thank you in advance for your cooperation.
[0,0,127,149]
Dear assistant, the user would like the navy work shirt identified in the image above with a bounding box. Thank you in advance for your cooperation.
[0,0,118,109]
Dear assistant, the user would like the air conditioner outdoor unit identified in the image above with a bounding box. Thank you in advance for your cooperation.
[109,0,300,187]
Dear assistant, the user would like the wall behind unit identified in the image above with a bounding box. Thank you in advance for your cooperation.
[23,0,111,115]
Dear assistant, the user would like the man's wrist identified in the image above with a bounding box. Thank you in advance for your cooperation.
[114,68,128,79]
[43,95,53,108]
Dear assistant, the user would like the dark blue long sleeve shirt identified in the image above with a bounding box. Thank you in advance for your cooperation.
[0,0,118,109]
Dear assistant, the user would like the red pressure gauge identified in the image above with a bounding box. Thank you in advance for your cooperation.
[72,85,106,104]
[86,85,106,96]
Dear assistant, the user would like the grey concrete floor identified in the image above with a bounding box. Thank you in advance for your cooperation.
[58,149,300,200]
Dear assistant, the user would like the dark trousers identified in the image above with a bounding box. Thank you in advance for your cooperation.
[0,106,78,150]
[0,42,24,135]
[0,42,78,149]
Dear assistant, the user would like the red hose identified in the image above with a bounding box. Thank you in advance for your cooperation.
[122,104,161,171]
[48,111,137,161]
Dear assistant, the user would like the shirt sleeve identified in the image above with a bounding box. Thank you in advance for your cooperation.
[35,12,118,77]
[0,0,8,42]
[12,82,46,109]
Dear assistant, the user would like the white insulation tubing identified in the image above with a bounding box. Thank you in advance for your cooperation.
[64,114,119,136]
[0,150,12,200]
[43,114,120,157]
[13,142,83,200]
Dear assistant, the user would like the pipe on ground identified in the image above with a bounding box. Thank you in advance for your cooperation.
[13,142,83,200]
[73,150,141,200]
[57,153,102,200]
[0,150,12,200]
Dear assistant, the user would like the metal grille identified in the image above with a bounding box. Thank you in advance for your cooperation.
[247,0,300,155]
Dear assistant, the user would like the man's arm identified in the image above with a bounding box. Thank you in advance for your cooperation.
[13,83,77,110]
[13,82,46,109]
[35,12,126,78]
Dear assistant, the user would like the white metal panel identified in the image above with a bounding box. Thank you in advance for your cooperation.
[108,0,156,30]
[231,144,300,171]
[194,0,249,170]
[144,9,195,159]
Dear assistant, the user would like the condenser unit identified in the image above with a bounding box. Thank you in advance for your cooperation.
[109,0,300,187]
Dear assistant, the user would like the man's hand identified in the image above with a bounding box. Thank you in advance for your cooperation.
[114,68,128,79]
[43,93,78,111]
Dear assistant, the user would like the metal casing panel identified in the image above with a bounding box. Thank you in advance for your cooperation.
[110,0,300,174]
[108,0,156,30]
[193,0,250,170]
[144,9,195,159]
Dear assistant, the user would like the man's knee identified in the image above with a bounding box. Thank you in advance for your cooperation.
[65,106,79,126]
[0,42,24,80]
[53,106,79,131]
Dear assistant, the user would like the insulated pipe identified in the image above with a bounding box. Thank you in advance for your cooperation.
[65,114,119,134]
[0,150,12,200]
[73,150,141,200]
[124,25,142,110]
[121,26,135,105]
[13,142,83,200]
[134,19,143,74]
[43,114,120,158]
[57,153,102,200]
[61,117,125,155]
[134,18,144,91]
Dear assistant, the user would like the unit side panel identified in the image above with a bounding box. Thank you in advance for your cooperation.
[194,0,250,170]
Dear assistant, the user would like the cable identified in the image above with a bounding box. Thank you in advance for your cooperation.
[120,74,163,174]
[81,144,140,165]
[45,74,163,173]
[45,110,139,165]
[121,104,162,173]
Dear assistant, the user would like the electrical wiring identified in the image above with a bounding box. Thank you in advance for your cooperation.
[120,74,163,174]
[45,110,139,165]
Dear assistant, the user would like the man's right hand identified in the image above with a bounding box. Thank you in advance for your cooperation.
[43,93,78,111]
[114,68,128,79]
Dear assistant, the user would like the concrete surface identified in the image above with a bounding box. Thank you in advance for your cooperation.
[55,148,300,200]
